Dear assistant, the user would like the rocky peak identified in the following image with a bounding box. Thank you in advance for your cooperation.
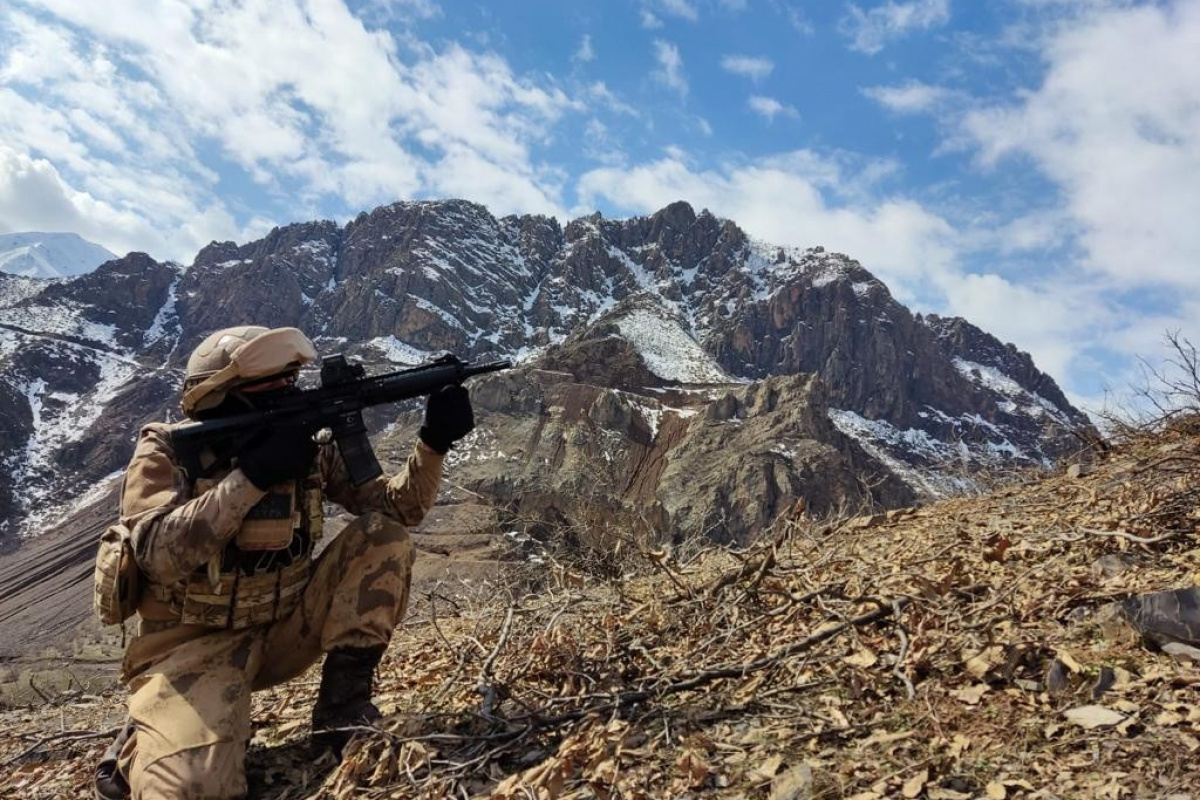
[923,313,1084,424]
[192,240,241,268]
[0,198,1093,542]
[36,253,179,348]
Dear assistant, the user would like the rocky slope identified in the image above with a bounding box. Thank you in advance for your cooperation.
[0,199,1091,544]
[3,425,1197,800]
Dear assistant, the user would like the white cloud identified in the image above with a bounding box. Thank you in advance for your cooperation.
[652,40,688,97]
[961,1,1200,293]
[360,0,440,24]
[574,34,595,63]
[862,80,959,113]
[839,0,952,55]
[843,1,1200,396]
[0,1,580,259]
[586,82,639,117]
[577,150,959,306]
[581,119,625,165]
[0,145,242,260]
[656,0,699,22]
[784,5,816,35]
[640,10,664,29]
[585,82,639,118]
[747,95,799,122]
[720,55,774,82]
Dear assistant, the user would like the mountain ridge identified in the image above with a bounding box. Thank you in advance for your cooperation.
[0,232,117,280]
[0,198,1091,543]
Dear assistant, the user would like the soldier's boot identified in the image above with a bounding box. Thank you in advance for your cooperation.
[311,644,386,752]
[93,716,134,800]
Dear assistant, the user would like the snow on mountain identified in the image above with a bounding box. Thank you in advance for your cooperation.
[0,199,1092,539]
[0,272,49,309]
[1,301,123,349]
[0,232,117,279]
[952,357,1072,426]
[614,305,734,384]
[363,336,436,366]
[827,408,972,496]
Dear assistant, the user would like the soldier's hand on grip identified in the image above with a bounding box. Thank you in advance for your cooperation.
[238,425,319,489]
[419,385,475,454]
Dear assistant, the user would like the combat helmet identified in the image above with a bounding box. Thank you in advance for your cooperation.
[181,326,317,417]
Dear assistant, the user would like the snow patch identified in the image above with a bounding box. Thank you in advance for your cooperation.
[11,350,140,530]
[365,336,433,365]
[615,308,732,384]
[145,275,181,347]
[410,295,464,330]
[953,358,1070,423]
[828,409,969,497]
[809,262,850,288]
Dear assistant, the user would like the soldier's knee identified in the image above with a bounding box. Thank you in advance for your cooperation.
[355,512,413,552]
[132,742,245,800]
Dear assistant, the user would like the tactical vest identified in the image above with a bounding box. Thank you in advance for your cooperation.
[147,465,325,630]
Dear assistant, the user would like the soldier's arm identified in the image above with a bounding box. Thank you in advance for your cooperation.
[121,424,266,584]
[320,439,444,527]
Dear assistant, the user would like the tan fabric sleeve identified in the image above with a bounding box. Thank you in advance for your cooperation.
[121,423,266,585]
[320,439,444,527]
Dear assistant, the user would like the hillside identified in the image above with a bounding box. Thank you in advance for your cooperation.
[3,426,1197,799]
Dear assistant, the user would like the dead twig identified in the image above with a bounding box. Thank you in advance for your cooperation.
[4,726,122,766]
[476,602,516,718]
[1078,527,1184,545]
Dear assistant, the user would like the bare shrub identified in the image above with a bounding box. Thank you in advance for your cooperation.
[1100,330,1200,442]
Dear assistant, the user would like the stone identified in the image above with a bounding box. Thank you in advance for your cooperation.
[1121,588,1200,648]
[1091,554,1134,578]
[769,764,813,800]
[1162,642,1200,663]
[1064,705,1126,729]
[1045,659,1072,694]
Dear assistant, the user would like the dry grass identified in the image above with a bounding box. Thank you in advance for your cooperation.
[4,428,1200,799]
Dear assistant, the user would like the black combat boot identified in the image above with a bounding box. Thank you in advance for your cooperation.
[311,644,386,752]
[93,716,134,800]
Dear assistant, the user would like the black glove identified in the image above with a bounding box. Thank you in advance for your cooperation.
[420,385,475,454]
[237,425,319,489]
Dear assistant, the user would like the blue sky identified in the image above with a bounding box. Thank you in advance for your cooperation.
[1,0,1197,411]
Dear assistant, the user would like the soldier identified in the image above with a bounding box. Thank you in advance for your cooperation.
[94,325,474,800]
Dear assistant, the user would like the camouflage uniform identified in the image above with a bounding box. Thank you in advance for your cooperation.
[115,421,443,799]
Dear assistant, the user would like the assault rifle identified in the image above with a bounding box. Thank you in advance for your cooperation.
[171,353,511,485]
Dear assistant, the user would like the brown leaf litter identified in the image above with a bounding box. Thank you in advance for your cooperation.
[3,428,1200,799]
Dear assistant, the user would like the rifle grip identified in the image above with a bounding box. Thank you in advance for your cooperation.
[332,411,383,486]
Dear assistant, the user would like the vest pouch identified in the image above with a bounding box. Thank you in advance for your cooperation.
[94,523,141,626]
[180,557,312,629]
[305,486,324,541]
[236,483,297,551]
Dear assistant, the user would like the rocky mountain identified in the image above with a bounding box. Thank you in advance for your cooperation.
[0,232,116,279]
[0,199,1092,546]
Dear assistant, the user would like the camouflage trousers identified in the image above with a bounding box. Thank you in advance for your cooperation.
[118,512,416,800]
